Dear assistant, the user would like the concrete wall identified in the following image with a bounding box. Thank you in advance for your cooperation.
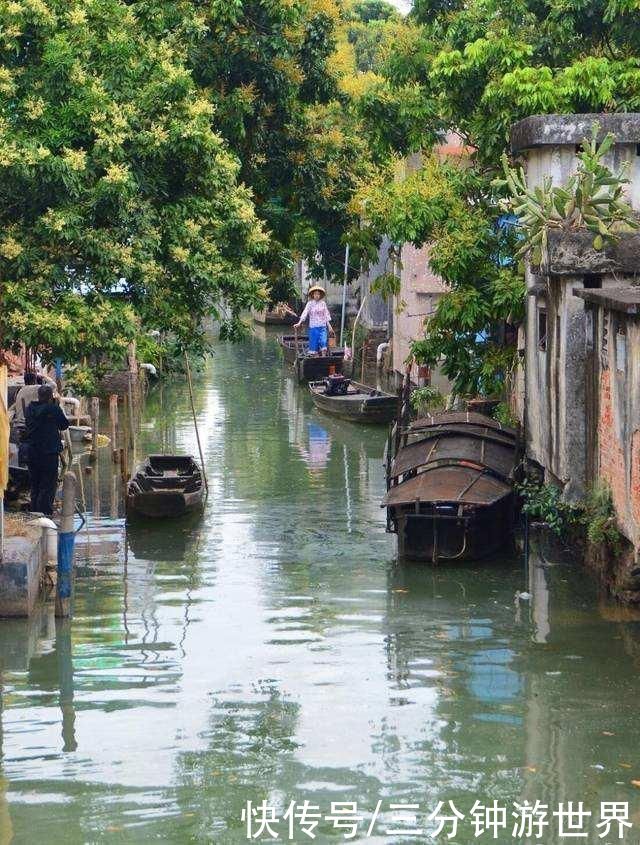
[516,114,640,503]
[358,236,393,332]
[392,242,449,390]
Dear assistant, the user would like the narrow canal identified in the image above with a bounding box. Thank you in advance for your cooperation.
[2,333,640,843]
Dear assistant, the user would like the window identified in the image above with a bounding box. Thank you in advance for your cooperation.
[601,315,609,369]
[537,309,547,351]
[584,274,601,289]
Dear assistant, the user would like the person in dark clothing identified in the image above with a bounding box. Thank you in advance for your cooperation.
[24,385,69,515]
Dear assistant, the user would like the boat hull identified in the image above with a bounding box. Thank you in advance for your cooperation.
[126,454,204,519]
[126,489,203,518]
[391,494,515,563]
[309,382,398,424]
[278,336,345,381]
[252,308,297,326]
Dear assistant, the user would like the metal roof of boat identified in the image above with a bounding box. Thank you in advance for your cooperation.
[403,423,517,450]
[382,464,512,507]
[409,411,518,439]
[391,433,517,480]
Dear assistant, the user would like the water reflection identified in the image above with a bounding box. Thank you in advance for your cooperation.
[1,335,640,842]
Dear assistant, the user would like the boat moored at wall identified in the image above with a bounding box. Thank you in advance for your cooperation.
[383,409,520,563]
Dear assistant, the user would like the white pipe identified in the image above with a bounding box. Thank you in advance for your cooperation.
[32,517,58,564]
[376,342,390,366]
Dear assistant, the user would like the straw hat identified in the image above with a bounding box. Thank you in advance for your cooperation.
[308,285,326,298]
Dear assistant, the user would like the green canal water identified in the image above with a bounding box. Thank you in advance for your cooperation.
[2,333,640,843]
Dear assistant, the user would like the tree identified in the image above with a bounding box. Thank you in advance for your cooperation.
[352,0,640,394]
[0,0,269,354]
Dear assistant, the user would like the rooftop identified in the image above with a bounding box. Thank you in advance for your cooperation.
[573,286,640,314]
[511,114,640,155]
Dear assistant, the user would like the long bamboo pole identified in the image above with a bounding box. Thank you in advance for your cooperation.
[184,352,209,495]
[339,243,350,348]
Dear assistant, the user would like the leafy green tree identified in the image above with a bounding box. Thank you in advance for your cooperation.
[353,0,640,395]
[0,0,268,354]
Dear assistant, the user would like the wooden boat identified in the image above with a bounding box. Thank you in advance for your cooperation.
[126,455,204,518]
[309,378,398,424]
[252,306,297,326]
[278,334,345,382]
[383,411,519,563]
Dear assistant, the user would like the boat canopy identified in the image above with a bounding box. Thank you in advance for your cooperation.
[391,431,517,481]
[382,463,512,508]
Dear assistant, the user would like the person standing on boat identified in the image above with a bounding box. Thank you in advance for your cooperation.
[24,385,69,515]
[294,285,335,356]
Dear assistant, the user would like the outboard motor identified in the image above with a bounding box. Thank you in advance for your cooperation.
[324,374,350,396]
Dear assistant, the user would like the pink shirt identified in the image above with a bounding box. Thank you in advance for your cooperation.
[299,299,331,329]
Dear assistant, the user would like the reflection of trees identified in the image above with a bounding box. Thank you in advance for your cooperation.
[173,686,302,839]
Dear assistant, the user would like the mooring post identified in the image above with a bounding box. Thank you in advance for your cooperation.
[109,394,119,462]
[56,472,77,618]
[89,396,99,461]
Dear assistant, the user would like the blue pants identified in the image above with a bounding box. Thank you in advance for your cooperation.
[308,325,328,353]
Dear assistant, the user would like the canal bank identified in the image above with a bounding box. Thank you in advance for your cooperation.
[1,333,640,843]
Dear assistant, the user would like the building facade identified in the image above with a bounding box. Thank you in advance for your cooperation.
[513,113,640,560]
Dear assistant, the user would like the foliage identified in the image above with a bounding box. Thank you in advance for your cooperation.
[0,0,269,352]
[1,287,138,364]
[517,478,568,535]
[498,128,639,266]
[370,271,401,300]
[64,364,99,398]
[135,333,164,370]
[410,385,445,415]
[583,483,623,550]
[354,155,524,395]
[493,401,518,428]
[353,0,640,393]
[518,477,623,550]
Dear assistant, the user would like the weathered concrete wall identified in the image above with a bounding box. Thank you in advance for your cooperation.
[597,315,640,549]
[358,236,393,331]
[515,114,640,503]
[525,273,591,499]
[0,533,44,617]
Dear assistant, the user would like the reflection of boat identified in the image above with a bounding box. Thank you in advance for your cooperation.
[126,455,204,518]
[278,335,345,382]
[309,379,398,424]
[383,411,519,563]
[127,509,202,560]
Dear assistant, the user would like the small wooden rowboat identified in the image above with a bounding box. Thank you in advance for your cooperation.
[126,455,204,518]
[252,306,297,326]
[309,379,398,424]
[278,335,345,381]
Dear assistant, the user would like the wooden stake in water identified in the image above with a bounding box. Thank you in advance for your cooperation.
[56,472,76,618]
[89,396,99,461]
[184,352,209,495]
[109,394,119,463]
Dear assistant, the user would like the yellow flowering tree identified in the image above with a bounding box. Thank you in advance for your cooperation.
[0,0,269,354]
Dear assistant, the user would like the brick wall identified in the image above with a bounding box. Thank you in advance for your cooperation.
[597,319,640,551]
